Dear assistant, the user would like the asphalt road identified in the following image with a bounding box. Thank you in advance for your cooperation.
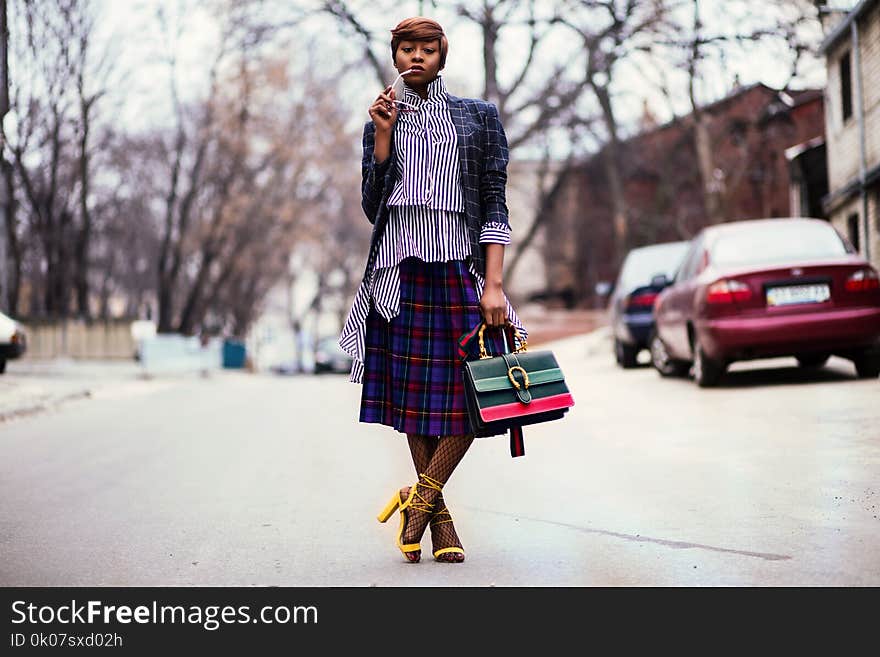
[1,329,878,586]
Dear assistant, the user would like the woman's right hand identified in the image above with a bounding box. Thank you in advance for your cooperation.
[368,86,398,132]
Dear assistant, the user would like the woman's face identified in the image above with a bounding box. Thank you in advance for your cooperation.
[394,39,442,84]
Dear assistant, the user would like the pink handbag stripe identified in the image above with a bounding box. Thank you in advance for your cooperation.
[479,393,575,423]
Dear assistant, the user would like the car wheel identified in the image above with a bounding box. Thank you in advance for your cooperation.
[853,349,880,378]
[650,332,689,377]
[796,353,830,369]
[692,336,725,387]
[0,357,5,374]
[614,338,638,369]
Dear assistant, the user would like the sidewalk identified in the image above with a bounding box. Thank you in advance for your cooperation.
[0,359,137,423]
[0,358,231,424]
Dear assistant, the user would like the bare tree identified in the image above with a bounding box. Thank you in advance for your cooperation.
[0,0,17,312]
[557,0,672,261]
[2,0,117,318]
[153,2,229,332]
[89,129,163,320]
[646,0,824,226]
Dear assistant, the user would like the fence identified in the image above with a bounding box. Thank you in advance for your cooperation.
[21,318,137,360]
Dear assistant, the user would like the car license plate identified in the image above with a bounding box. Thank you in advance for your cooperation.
[766,283,830,306]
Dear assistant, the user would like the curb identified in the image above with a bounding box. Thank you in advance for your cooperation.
[0,389,93,424]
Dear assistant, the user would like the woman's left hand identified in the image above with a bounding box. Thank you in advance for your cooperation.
[480,284,508,327]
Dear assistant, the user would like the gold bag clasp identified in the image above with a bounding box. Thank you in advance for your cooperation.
[507,365,530,390]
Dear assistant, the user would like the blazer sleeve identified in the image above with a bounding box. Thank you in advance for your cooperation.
[479,102,511,231]
[361,121,391,225]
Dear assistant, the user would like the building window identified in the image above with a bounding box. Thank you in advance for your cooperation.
[847,213,860,251]
[840,51,853,122]
[729,119,748,146]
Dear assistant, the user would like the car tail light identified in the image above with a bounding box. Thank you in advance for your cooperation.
[626,292,658,309]
[706,279,752,304]
[845,268,880,292]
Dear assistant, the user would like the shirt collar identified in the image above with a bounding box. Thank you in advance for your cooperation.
[402,74,447,106]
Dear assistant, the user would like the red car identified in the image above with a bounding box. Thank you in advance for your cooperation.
[651,218,880,387]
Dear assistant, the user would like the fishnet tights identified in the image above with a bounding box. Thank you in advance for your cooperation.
[401,433,474,562]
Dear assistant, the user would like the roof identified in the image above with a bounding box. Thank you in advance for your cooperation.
[637,84,817,143]
[784,136,826,161]
[644,82,771,136]
[819,0,880,53]
[575,83,822,170]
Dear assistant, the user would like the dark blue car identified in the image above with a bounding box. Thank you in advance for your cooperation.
[608,241,690,368]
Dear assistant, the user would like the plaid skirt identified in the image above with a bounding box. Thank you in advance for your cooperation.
[359,257,514,437]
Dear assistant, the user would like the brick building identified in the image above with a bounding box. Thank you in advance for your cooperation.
[820,0,880,269]
[542,83,826,306]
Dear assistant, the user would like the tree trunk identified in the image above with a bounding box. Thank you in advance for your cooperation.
[57,207,73,317]
[693,114,724,223]
[156,278,174,332]
[0,160,19,313]
[688,0,724,224]
[481,8,500,105]
[0,0,13,313]
[156,127,184,332]
[75,89,94,318]
[593,84,628,262]
[177,248,216,335]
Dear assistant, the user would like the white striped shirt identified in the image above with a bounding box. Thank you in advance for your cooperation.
[386,79,464,210]
[339,76,524,383]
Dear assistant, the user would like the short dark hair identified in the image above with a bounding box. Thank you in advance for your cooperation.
[390,17,448,70]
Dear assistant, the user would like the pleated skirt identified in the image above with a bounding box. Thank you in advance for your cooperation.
[359,256,513,437]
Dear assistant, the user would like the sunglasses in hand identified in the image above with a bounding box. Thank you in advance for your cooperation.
[388,69,421,114]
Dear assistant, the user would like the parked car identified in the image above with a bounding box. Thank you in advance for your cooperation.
[651,218,880,386]
[608,240,690,368]
[0,311,27,374]
[314,336,353,374]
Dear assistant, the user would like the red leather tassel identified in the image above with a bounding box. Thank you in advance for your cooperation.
[509,425,525,457]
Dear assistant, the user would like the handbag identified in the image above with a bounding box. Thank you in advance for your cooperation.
[460,321,575,457]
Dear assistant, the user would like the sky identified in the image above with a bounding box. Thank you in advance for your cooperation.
[94,0,832,159]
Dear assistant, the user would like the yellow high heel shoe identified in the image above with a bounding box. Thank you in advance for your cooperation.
[377,473,444,562]
[430,504,466,562]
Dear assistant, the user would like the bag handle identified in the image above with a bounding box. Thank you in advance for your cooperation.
[477,320,528,360]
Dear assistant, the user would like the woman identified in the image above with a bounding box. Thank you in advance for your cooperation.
[338,17,528,563]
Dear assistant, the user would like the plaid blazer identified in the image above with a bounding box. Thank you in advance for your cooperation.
[359,95,510,280]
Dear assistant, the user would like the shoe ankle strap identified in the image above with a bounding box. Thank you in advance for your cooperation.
[418,473,445,491]
[430,505,453,525]
[408,473,444,514]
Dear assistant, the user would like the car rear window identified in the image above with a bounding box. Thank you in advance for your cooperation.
[618,243,689,289]
[709,222,850,267]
